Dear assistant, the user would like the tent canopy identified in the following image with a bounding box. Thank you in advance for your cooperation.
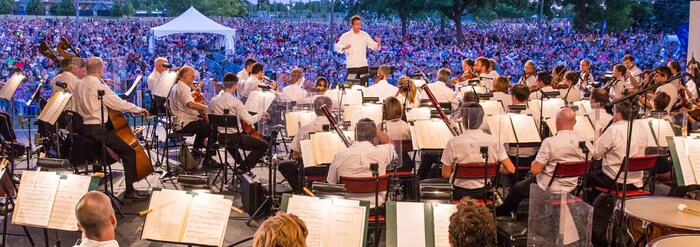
[149,7,236,53]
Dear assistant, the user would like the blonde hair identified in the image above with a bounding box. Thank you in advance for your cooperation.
[395,76,417,104]
[493,76,511,93]
[253,212,308,247]
[383,97,404,120]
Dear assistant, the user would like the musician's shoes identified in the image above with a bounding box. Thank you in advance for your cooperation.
[124,190,151,201]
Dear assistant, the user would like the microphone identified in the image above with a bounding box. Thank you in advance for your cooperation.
[55,80,68,89]
[163,63,173,69]
[258,84,272,90]
[578,141,589,153]
[479,146,489,159]
[538,88,551,99]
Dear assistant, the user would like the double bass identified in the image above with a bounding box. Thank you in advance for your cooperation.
[108,106,154,181]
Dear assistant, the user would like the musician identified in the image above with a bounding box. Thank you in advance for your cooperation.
[334,15,381,76]
[74,191,118,247]
[588,89,614,134]
[364,65,398,102]
[552,64,567,86]
[207,73,270,174]
[607,64,627,99]
[496,108,591,216]
[147,57,167,93]
[587,100,650,201]
[253,212,308,247]
[652,66,678,112]
[529,72,555,100]
[167,66,215,163]
[50,58,80,93]
[492,76,512,107]
[559,71,582,103]
[421,68,459,111]
[327,118,393,207]
[380,97,411,140]
[441,103,515,200]
[280,68,308,103]
[395,76,420,108]
[487,59,499,78]
[623,54,642,88]
[450,58,475,87]
[578,59,594,90]
[237,58,257,82]
[449,198,497,247]
[314,77,329,93]
[241,62,276,98]
[519,60,537,89]
[473,57,493,89]
[73,57,149,200]
[278,96,333,194]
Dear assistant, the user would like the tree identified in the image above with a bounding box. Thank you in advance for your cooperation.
[122,1,136,16]
[652,0,690,32]
[51,0,75,16]
[561,0,600,32]
[0,0,15,15]
[348,0,430,37]
[166,0,247,17]
[437,0,493,43]
[588,0,633,33]
[26,0,44,15]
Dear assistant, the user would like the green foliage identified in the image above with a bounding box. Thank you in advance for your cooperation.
[26,0,44,15]
[51,0,75,16]
[112,1,136,16]
[0,0,15,15]
[166,0,247,17]
[652,0,690,32]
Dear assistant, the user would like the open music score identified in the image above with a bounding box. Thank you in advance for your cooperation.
[344,104,382,130]
[386,201,457,247]
[479,100,504,116]
[38,91,72,125]
[285,111,316,137]
[325,89,363,109]
[410,119,453,150]
[280,194,369,247]
[573,100,593,114]
[12,170,99,231]
[528,98,565,119]
[458,85,487,95]
[406,107,431,121]
[245,90,277,114]
[486,113,541,144]
[0,72,26,101]
[123,75,144,98]
[546,114,596,142]
[300,131,355,166]
[669,136,700,186]
[141,189,233,247]
[152,70,177,98]
[647,118,676,147]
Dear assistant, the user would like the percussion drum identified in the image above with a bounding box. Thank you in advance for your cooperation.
[620,197,700,247]
[645,234,700,247]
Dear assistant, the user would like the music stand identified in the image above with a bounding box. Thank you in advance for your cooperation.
[123,75,143,99]
[207,113,242,191]
[0,168,34,246]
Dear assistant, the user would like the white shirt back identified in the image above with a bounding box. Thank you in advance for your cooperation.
[592,120,650,187]
[421,81,458,110]
[146,70,161,92]
[363,80,398,102]
[280,83,308,103]
[441,129,508,189]
[207,91,262,134]
[535,130,592,193]
[73,76,141,125]
[327,141,394,207]
[167,81,199,130]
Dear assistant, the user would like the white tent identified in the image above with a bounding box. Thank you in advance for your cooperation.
[149,7,236,54]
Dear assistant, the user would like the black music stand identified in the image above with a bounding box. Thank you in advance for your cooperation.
[207,113,242,191]
[0,168,34,246]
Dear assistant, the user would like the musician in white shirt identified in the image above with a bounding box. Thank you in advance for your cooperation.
[506,84,540,183]
[207,73,269,173]
[578,59,594,91]
[278,96,332,194]
[474,57,494,90]
[559,71,582,103]
[73,57,149,200]
[652,66,678,112]
[491,76,513,107]
[74,191,119,247]
[363,65,398,102]
[241,62,276,98]
[394,76,421,108]
[588,100,650,200]
[442,103,515,200]
[519,60,537,90]
[146,57,167,92]
[237,58,256,95]
[608,64,627,99]
[51,58,81,93]
[623,55,642,88]
[327,118,394,208]
[588,89,614,133]
[280,68,308,103]
[529,72,557,100]
[334,15,381,75]
[421,68,459,111]
[496,108,592,216]
[167,66,215,163]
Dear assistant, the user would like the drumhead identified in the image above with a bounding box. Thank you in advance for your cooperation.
[623,196,700,231]
[647,234,700,247]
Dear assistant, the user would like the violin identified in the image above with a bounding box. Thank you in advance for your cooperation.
[449,70,476,87]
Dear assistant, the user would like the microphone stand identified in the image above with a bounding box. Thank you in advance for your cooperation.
[369,162,380,247]
[578,141,590,201]
[480,146,497,229]
[606,72,684,246]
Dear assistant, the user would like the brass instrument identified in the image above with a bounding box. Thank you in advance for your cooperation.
[57,36,81,61]
[39,41,61,64]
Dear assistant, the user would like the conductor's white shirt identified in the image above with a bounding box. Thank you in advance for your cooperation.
[167,81,199,130]
[334,30,380,69]
[73,75,141,125]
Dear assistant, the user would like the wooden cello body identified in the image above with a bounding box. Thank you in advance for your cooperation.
[108,108,154,181]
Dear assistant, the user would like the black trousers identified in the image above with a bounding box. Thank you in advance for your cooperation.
[454,186,489,202]
[586,168,639,203]
[218,133,269,170]
[418,151,442,180]
[507,154,537,185]
[0,112,15,142]
[496,176,536,215]
[80,125,138,191]
[279,160,303,193]
[179,120,212,151]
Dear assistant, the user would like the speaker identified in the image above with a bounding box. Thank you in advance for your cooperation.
[238,173,268,215]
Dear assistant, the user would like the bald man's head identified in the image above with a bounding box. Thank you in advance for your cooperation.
[154,57,168,73]
[555,108,577,132]
[75,191,116,240]
[86,57,104,76]
[177,66,195,84]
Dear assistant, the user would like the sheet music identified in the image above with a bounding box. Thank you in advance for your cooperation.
[673,137,697,185]
[648,118,675,147]
[245,90,277,114]
[142,189,191,242]
[546,115,596,142]
[0,73,25,100]
[510,114,542,143]
[408,125,419,151]
[325,89,363,109]
[300,140,316,166]
[396,202,427,247]
[529,98,565,119]
[286,111,316,137]
[574,100,592,114]
[459,85,487,95]
[349,104,382,130]
[38,92,72,124]
[47,174,92,231]
[153,70,177,97]
[407,107,431,121]
[480,100,504,116]
[486,114,517,144]
[343,104,362,122]
[311,132,345,165]
[685,138,700,185]
[413,120,452,149]
[433,204,457,247]
[287,196,331,247]
[13,170,61,227]
[327,205,366,247]
[124,75,143,97]
[181,194,232,247]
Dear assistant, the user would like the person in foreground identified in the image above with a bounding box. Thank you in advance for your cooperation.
[74,191,119,247]
[253,212,308,247]
[449,197,496,247]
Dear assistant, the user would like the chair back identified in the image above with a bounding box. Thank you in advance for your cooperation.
[452,162,500,180]
[207,114,241,132]
[548,160,591,187]
[340,175,391,193]
[627,155,657,172]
